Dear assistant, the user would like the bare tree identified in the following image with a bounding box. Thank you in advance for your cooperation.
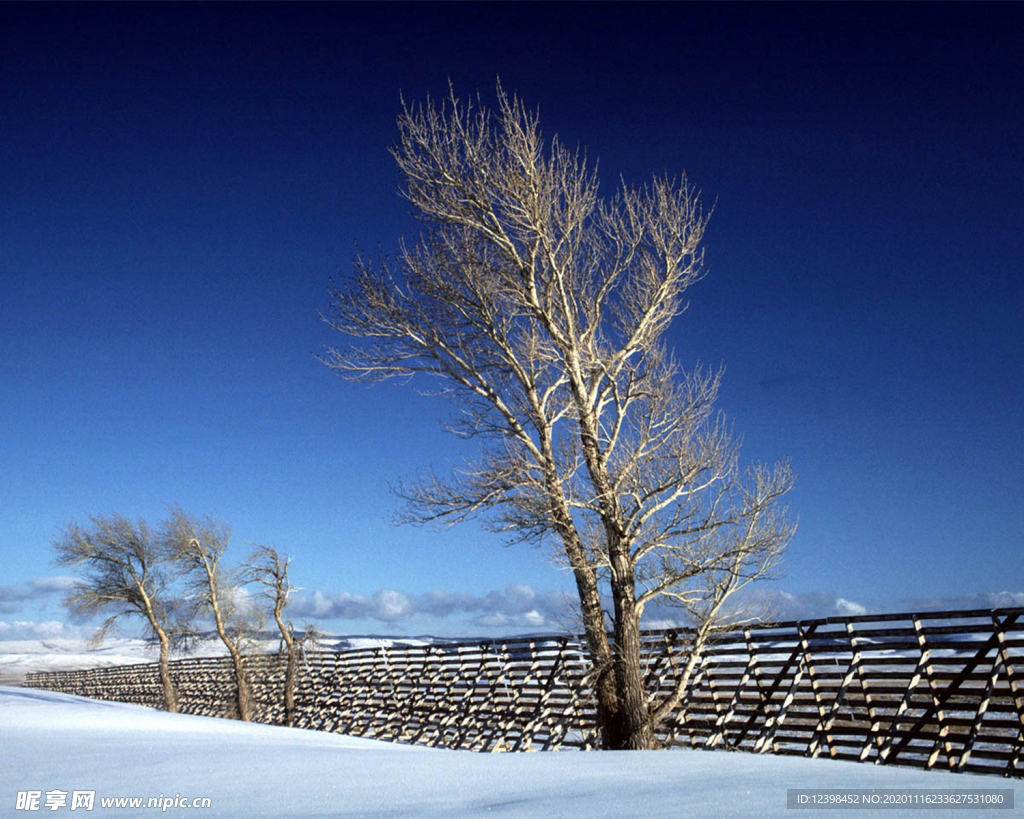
[53,514,182,713]
[163,507,262,722]
[322,84,795,749]
[245,544,300,726]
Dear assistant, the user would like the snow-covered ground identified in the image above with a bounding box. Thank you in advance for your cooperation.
[0,686,1016,818]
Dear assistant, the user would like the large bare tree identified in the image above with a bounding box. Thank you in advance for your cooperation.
[54,514,182,712]
[163,507,262,722]
[245,544,300,726]
[322,85,795,749]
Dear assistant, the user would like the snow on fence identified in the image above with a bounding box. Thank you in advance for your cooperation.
[24,607,1024,777]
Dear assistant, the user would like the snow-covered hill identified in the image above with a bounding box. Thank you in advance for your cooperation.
[0,633,454,684]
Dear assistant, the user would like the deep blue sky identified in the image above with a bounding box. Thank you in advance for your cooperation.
[2,3,1022,639]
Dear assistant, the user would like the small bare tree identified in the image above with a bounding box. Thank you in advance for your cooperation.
[245,544,300,726]
[54,515,182,712]
[322,84,795,749]
[162,507,262,722]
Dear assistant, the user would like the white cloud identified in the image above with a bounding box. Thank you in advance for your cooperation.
[522,609,545,627]
[373,590,412,622]
[0,620,71,639]
[309,589,334,618]
[835,598,868,616]
[30,576,81,592]
[476,609,549,629]
[291,584,570,630]
[713,588,877,622]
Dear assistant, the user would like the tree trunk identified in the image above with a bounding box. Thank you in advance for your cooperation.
[569,560,623,749]
[610,599,655,749]
[229,650,253,722]
[283,647,297,727]
[561,379,657,749]
[574,552,653,750]
[138,586,178,714]
[545,453,627,750]
[205,566,254,722]
[608,536,656,750]
[156,630,178,714]
[272,604,298,727]
[573,405,655,749]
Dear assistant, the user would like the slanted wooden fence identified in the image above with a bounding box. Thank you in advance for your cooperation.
[648,607,1024,778]
[296,637,594,751]
[24,607,1024,777]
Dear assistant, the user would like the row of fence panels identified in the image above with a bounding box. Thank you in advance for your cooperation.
[24,607,1024,776]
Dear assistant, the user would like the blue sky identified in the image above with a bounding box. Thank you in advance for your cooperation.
[2,3,1022,640]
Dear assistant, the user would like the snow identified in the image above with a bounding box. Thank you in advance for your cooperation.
[0,686,1015,818]
[0,639,152,684]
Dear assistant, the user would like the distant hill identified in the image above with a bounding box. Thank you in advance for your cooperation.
[0,633,458,685]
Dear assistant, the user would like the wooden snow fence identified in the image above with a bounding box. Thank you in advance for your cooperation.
[23,607,1024,777]
[647,607,1024,778]
[294,637,594,751]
